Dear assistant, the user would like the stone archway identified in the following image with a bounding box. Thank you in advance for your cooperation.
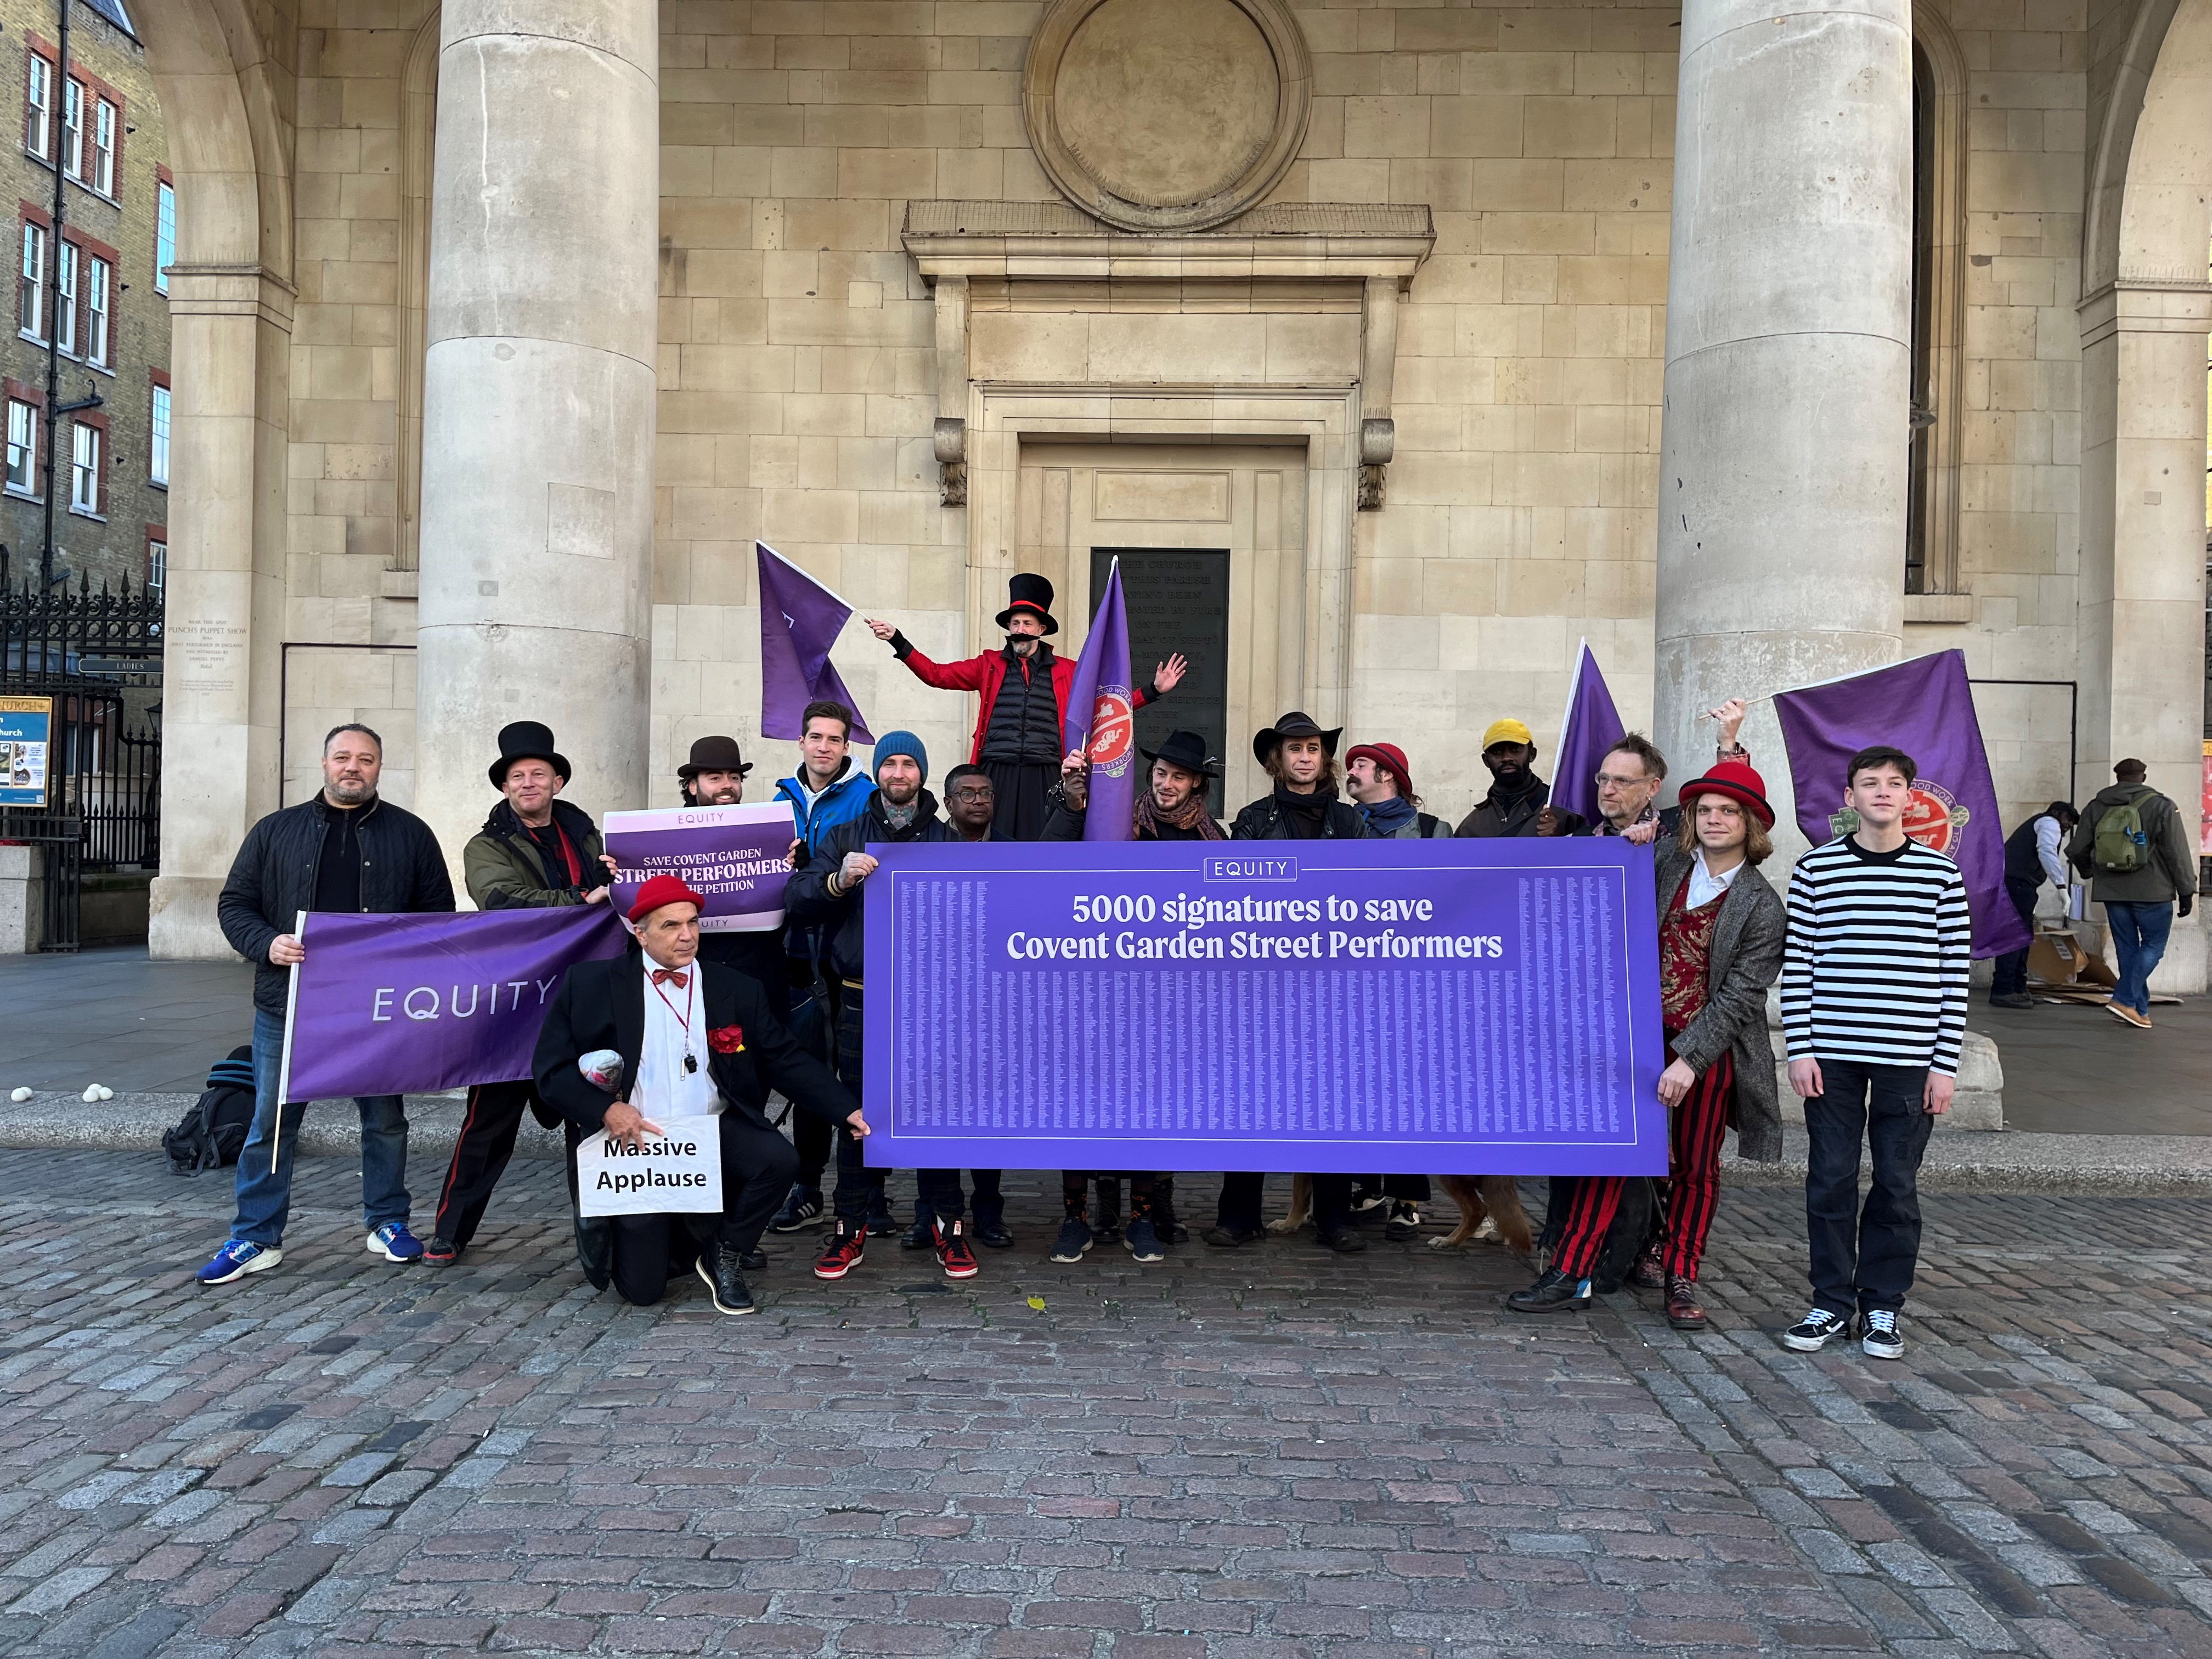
[137,0,298,958]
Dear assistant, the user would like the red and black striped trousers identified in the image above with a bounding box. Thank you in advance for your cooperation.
[1551,1047,1735,1281]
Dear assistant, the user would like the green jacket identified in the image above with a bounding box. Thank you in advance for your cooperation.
[464,798,607,909]
[2068,783,2197,907]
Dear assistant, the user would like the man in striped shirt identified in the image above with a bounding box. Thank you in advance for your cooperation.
[1780,746,1972,1361]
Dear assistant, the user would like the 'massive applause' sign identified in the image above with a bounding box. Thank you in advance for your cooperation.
[862,840,1666,1176]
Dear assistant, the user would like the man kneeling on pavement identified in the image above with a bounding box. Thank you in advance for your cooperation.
[534,874,869,1314]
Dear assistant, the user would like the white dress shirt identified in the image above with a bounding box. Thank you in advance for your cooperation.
[1684,846,1743,911]
[2034,813,2070,890]
[635,959,722,1120]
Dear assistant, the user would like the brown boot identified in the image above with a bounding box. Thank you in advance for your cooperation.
[1628,1242,1665,1291]
[1666,1276,1708,1331]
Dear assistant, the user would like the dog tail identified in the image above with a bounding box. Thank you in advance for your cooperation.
[1480,1176,1534,1255]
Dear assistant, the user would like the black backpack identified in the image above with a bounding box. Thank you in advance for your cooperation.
[163,1046,257,1174]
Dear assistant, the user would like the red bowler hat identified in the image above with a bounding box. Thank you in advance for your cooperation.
[626,873,707,924]
[1345,742,1417,803]
[1674,759,1774,828]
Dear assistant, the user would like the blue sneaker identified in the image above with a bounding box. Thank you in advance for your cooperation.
[198,1240,281,1284]
[366,1222,424,1263]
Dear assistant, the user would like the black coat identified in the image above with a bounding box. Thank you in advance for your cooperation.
[1456,777,1584,838]
[1041,803,1223,840]
[533,948,859,1137]
[783,789,961,984]
[1229,792,1373,840]
[218,794,455,1014]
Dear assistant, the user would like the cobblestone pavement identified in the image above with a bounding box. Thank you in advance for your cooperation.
[0,1152,2208,1658]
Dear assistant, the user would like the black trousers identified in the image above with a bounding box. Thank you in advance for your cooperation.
[434,1078,547,1249]
[1990,877,2042,996]
[787,979,837,1189]
[832,989,887,1224]
[983,760,1054,841]
[916,1169,1003,1224]
[566,1114,799,1307]
[1217,1172,1353,1232]
[1803,1058,1936,1318]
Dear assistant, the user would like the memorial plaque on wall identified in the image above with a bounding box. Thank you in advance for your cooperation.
[1091,548,1231,796]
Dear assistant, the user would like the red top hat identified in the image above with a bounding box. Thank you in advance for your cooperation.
[1674,759,1775,829]
[626,873,706,924]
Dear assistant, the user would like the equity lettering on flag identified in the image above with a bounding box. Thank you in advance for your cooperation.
[755,541,876,743]
[1551,638,1627,828]
[1063,557,1136,842]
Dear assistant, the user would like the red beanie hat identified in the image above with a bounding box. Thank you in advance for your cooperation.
[1345,742,1416,803]
[626,873,707,924]
[1674,759,1774,829]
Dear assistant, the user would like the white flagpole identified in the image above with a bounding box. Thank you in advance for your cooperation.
[1554,636,1591,752]
[273,909,306,1174]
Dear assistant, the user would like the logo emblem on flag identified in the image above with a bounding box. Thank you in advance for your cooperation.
[1829,778,1970,856]
[1088,690,1134,771]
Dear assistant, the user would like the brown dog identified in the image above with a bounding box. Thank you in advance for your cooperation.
[1268,1173,1533,1254]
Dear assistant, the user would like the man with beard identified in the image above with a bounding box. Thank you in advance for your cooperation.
[672,734,793,1012]
[1045,728,1227,1260]
[786,733,971,1280]
[1456,719,1587,838]
[423,722,613,1269]
[865,574,1188,839]
[1345,742,1453,840]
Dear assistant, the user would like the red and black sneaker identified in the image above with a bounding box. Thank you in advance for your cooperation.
[935,1218,980,1280]
[812,1222,866,1280]
[421,1235,460,1268]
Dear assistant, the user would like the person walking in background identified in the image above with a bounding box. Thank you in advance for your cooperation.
[1780,746,1971,1361]
[199,724,455,1285]
[1989,799,2078,1009]
[2069,760,2196,1030]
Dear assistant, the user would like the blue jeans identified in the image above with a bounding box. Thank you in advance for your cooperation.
[231,1006,411,1246]
[2104,900,2172,1015]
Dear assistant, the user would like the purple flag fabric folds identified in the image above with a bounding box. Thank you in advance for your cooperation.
[1062,558,1137,842]
[1774,650,2026,959]
[1550,639,1626,827]
[756,541,874,743]
[281,906,630,1103]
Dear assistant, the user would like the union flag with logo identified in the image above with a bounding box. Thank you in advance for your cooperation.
[1063,556,1138,843]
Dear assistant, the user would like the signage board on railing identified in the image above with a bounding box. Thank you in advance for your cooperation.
[0,696,52,808]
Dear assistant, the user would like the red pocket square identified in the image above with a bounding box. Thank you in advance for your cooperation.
[707,1024,746,1054]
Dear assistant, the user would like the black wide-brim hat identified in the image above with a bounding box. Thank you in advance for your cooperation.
[489,720,571,787]
[677,733,754,780]
[1140,729,1222,778]
[994,572,1059,635]
[1252,710,1343,766]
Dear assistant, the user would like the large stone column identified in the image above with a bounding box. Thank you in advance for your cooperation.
[414,0,658,889]
[1652,0,1912,837]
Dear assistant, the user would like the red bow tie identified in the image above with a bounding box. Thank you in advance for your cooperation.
[651,968,690,989]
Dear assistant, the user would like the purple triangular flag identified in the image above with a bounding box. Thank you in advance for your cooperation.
[1550,639,1626,827]
[756,543,874,744]
[1063,560,1137,842]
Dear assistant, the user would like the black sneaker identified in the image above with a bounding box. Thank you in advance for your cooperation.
[1782,1308,1849,1352]
[695,1244,757,1316]
[1124,1216,1164,1262]
[770,1184,823,1233]
[421,1235,460,1267]
[1153,1177,1190,1244]
[1506,1268,1593,1313]
[1860,1309,1905,1360]
[1383,1200,1423,1243]
[1989,991,2034,1009]
[739,1248,768,1272]
[1202,1224,1266,1249]
[575,1216,614,1290]
[1316,1224,1367,1253]
[1049,1218,1093,1263]
[864,1189,898,1237]
[1349,1186,1387,1218]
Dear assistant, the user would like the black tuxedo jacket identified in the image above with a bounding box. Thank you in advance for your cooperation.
[533,946,860,1136]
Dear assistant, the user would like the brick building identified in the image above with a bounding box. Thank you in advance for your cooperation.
[0,0,168,597]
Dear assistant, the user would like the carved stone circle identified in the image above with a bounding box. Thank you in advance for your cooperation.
[1022,0,1312,233]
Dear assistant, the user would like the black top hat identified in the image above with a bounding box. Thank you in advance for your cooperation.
[1139,729,1222,778]
[994,572,1059,635]
[1251,710,1344,766]
[677,733,754,780]
[489,720,571,787]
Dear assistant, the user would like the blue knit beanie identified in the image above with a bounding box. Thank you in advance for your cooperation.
[872,730,928,786]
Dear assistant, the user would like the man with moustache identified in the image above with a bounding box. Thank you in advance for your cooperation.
[423,722,612,1269]
[865,574,1189,839]
[1344,741,1453,840]
[672,734,793,1013]
[1456,719,1587,838]
[534,874,871,1313]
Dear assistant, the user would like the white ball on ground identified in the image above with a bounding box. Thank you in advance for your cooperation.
[94,1085,114,1102]
[8,1086,29,1103]
[82,1085,101,1103]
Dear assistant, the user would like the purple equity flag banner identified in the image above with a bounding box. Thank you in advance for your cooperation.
[281,906,628,1104]
[1062,557,1137,842]
[1774,648,2027,960]
[862,839,1667,1174]
[1550,638,1627,828]
[604,802,798,931]
[757,541,875,743]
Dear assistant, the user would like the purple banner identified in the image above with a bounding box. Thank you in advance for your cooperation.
[604,803,798,931]
[1063,558,1136,842]
[862,839,1667,1175]
[757,541,875,743]
[1775,650,2025,959]
[282,906,629,1103]
[1551,639,1627,827]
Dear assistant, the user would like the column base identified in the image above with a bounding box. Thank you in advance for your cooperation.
[149,877,236,961]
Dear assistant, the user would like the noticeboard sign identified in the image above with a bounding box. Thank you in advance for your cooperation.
[0,696,52,808]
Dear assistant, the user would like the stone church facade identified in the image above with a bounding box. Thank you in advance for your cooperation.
[136,0,2211,980]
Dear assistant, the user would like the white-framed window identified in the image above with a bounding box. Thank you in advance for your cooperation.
[146,539,165,599]
[149,382,169,486]
[86,256,108,365]
[69,420,98,512]
[19,223,44,341]
[26,55,51,160]
[60,77,81,178]
[92,98,115,196]
[154,180,173,296]
[5,399,35,494]
[54,239,75,354]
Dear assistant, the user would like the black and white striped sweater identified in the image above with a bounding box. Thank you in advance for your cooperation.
[1781,836,1973,1075]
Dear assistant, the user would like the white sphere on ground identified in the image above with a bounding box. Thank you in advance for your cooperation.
[8,1086,29,1103]
[82,1085,101,1103]
[95,1085,114,1102]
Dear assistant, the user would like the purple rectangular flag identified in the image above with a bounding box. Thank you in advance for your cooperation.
[1774,649,2027,959]
[757,541,874,743]
[281,906,629,1104]
[603,802,798,931]
[1550,638,1626,827]
[1062,557,1137,842]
